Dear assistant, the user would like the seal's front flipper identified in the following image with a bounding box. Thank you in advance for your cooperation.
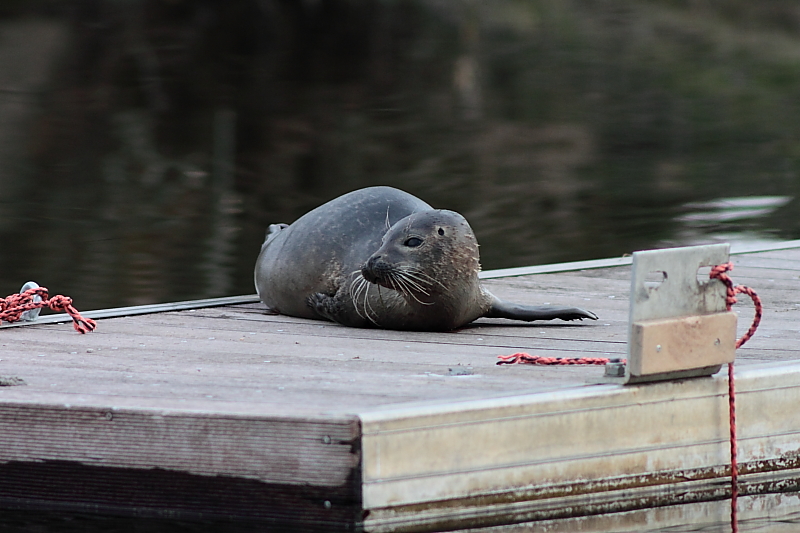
[308,290,383,328]
[307,292,339,323]
[488,298,598,322]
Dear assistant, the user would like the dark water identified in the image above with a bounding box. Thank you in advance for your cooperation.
[1,0,799,311]
[1,1,800,531]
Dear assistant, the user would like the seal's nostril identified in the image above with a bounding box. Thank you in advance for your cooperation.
[365,256,379,271]
[361,257,378,283]
[362,255,391,284]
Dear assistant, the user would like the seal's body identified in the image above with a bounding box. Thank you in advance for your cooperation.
[254,186,597,331]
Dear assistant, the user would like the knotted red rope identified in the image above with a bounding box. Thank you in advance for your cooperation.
[0,287,96,334]
[710,261,762,533]
[496,353,623,365]
[710,262,761,350]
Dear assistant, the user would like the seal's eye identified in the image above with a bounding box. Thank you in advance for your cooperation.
[438,228,445,235]
[404,237,423,247]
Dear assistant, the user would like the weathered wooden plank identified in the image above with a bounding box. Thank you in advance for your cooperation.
[1,318,627,366]
[729,239,800,254]
[0,360,602,413]
[0,404,358,484]
[0,294,261,329]
[629,312,737,376]
[183,302,785,359]
[55,308,627,354]
[550,260,800,291]
[0,302,791,418]
[479,256,633,279]
[0,460,362,528]
[735,247,800,260]
[733,257,800,272]
[3,295,791,386]
[0,319,614,412]
[0,401,363,528]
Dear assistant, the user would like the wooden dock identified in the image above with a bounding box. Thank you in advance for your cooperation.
[1,241,800,531]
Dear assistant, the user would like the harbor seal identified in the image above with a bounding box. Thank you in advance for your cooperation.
[254,186,597,331]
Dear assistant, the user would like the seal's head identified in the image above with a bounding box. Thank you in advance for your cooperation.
[361,210,482,310]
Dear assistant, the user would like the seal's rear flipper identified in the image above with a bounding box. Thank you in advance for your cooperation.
[261,223,289,251]
[487,298,598,322]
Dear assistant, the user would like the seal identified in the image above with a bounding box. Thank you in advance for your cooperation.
[254,186,597,331]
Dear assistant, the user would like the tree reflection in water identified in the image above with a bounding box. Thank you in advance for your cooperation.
[0,0,798,310]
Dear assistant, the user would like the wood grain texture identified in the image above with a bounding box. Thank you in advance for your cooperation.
[0,248,796,413]
[629,312,736,376]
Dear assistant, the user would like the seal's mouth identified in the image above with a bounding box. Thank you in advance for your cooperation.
[361,256,391,286]
[359,257,439,308]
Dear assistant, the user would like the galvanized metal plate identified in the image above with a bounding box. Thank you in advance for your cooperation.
[628,243,730,323]
[623,243,733,384]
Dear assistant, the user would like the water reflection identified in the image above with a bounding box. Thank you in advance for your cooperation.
[0,0,798,310]
[2,492,800,532]
[677,196,793,224]
[666,195,794,250]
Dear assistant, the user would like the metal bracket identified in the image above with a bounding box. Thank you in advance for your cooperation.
[605,243,737,384]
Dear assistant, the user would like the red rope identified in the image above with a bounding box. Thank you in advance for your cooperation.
[727,361,738,533]
[709,262,762,350]
[710,262,762,533]
[496,353,624,365]
[0,287,96,334]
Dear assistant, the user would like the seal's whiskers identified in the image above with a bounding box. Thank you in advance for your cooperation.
[362,279,381,326]
[395,273,430,296]
[349,271,382,326]
[404,267,448,290]
[390,271,434,306]
[349,271,363,305]
[386,264,439,296]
